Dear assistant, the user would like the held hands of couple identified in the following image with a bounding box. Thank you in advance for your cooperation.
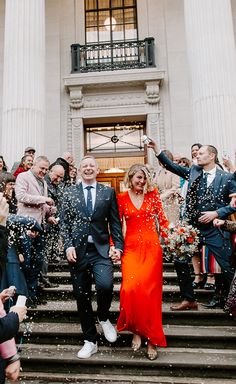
[109,247,121,263]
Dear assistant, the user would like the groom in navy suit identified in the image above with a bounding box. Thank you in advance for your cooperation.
[61,155,123,358]
[148,140,236,310]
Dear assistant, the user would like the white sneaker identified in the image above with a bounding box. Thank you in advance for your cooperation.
[77,340,98,359]
[99,319,117,343]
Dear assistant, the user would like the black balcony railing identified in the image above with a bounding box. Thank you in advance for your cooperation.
[71,37,155,73]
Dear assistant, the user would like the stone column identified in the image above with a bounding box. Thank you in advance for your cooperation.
[1,0,45,168]
[184,0,236,158]
[145,80,165,165]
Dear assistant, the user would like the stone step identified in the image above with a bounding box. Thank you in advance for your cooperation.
[19,344,236,379]
[47,271,187,286]
[16,372,236,384]
[40,283,215,302]
[47,261,178,273]
[19,322,236,349]
[27,300,235,326]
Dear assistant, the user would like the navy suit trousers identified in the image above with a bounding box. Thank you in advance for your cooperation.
[69,243,114,343]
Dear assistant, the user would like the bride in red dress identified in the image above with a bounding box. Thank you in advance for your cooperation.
[116,164,169,360]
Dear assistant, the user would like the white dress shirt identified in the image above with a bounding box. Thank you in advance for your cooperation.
[203,167,217,188]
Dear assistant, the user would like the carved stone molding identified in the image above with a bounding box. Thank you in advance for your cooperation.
[67,109,73,153]
[145,81,160,104]
[84,92,144,108]
[159,102,166,149]
[69,87,84,110]
[71,117,84,165]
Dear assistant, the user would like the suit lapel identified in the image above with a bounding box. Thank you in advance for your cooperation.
[93,183,103,214]
[76,183,88,214]
[212,168,222,194]
[188,168,202,189]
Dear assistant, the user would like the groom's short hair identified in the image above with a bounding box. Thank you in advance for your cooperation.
[80,155,99,167]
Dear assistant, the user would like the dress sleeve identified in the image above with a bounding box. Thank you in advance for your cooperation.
[152,189,169,238]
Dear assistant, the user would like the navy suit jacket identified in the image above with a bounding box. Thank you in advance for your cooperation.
[157,151,236,221]
[61,182,124,267]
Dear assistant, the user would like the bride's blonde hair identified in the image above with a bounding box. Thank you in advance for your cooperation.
[124,164,154,193]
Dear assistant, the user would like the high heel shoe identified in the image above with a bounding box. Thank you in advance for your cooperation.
[131,335,141,352]
[147,342,158,360]
[192,280,205,289]
[192,274,205,289]
[204,282,215,290]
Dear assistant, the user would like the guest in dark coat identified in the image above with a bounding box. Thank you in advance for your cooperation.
[147,139,236,310]
[49,152,74,185]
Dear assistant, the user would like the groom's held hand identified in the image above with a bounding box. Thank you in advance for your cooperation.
[111,249,121,263]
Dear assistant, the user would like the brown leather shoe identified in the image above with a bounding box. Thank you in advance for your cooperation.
[170,300,198,311]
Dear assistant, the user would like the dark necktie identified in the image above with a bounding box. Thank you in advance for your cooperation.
[85,186,93,216]
[202,172,209,192]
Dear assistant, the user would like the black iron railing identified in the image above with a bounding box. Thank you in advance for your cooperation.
[71,37,155,73]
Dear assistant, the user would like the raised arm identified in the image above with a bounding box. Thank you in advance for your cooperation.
[147,139,190,180]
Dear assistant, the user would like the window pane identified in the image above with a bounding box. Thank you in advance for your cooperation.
[98,0,110,8]
[86,11,98,27]
[98,10,110,26]
[124,24,137,40]
[86,124,144,154]
[111,0,123,7]
[112,9,123,25]
[124,0,136,6]
[112,24,124,41]
[86,27,98,43]
[86,0,97,10]
[99,25,111,42]
[124,7,136,24]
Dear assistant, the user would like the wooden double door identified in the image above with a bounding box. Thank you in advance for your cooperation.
[97,172,126,194]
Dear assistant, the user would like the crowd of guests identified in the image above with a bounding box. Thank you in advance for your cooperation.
[0,140,235,381]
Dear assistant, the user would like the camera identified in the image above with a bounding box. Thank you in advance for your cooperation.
[142,135,152,145]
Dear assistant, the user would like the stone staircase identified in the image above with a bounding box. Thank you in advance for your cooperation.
[13,262,236,384]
